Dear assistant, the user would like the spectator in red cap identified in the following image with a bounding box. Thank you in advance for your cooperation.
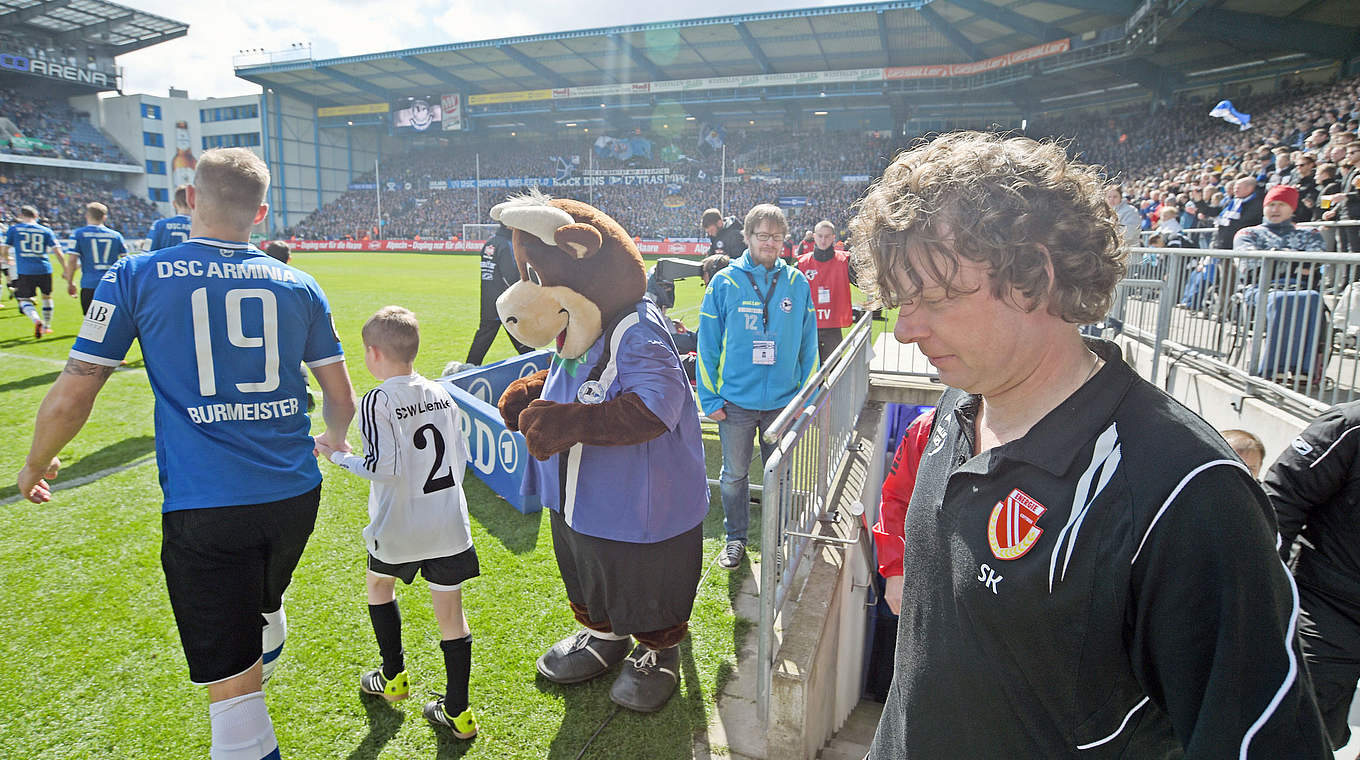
[1234,183,1324,288]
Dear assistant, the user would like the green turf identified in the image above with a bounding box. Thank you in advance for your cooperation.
[0,252,758,759]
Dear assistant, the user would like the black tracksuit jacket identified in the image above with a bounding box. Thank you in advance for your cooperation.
[1264,403,1360,689]
[869,340,1331,759]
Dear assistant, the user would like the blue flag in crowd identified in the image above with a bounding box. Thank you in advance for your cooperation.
[1210,100,1252,130]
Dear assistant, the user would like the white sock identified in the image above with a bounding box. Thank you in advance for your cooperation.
[208,691,278,760]
[41,297,52,325]
[18,300,40,324]
[261,607,286,682]
[590,629,630,641]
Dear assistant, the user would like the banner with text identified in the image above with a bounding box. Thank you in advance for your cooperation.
[292,239,714,256]
[884,39,1070,79]
[459,39,1072,107]
[426,171,672,190]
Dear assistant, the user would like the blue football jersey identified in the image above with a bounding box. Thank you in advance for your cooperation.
[148,214,192,251]
[72,224,128,289]
[6,222,59,275]
[70,237,345,512]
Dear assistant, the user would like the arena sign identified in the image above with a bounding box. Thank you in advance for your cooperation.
[0,53,113,88]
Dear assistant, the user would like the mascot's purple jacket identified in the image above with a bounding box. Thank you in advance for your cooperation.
[524,299,707,543]
[489,191,708,545]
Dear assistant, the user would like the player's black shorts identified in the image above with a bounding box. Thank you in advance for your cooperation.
[368,545,480,589]
[161,484,321,684]
[80,288,95,315]
[13,273,52,298]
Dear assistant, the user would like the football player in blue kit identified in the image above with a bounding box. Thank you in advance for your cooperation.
[18,148,358,760]
[3,204,65,338]
[148,184,193,251]
[65,201,128,315]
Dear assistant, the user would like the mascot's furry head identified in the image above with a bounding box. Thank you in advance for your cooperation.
[492,190,646,360]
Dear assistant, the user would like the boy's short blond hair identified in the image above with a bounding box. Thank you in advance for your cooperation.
[1221,429,1265,462]
[85,202,108,222]
[362,306,420,364]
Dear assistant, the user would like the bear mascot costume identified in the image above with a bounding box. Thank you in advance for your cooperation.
[491,191,708,713]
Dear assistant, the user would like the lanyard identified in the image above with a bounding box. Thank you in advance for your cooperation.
[743,269,776,329]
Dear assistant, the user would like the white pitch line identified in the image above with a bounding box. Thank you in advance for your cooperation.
[0,350,145,373]
[0,350,69,367]
[1,454,156,506]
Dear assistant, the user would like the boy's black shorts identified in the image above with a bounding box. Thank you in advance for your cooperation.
[161,484,320,684]
[13,273,52,298]
[368,545,480,590]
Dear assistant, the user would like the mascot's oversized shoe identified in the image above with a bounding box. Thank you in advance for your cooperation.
[537,630,632,684]
[610,643,680,713]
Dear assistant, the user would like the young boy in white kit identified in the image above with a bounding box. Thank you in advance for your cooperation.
[315,305,479,738]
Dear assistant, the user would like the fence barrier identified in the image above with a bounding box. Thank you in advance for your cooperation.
[756,311,874,723]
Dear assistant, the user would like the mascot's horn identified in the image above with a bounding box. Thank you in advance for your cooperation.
[490,202,574,247]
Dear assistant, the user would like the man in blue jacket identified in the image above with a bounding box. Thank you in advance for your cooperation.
[698,204,818,569]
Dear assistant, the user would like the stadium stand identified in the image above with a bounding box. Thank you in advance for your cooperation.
[0,66,1342,246]
[287,129,884,241]
[0,174,159,238]
[288,76,1360,248]
[0,89,134,164]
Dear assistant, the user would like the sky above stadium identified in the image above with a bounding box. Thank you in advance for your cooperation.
[116,0,848,100]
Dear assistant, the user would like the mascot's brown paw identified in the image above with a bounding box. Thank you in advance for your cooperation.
[518,399,581,460]
[498,369,549,431]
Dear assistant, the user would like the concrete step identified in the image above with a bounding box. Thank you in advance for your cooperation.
[816,699,883,760]
[836,700,882,743]
[819,737,870,760]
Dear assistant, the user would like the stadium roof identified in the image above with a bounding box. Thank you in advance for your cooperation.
[0,0,187,55]
[234,0,1359,116]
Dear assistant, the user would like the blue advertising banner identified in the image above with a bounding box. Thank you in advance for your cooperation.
[439,351,552,514]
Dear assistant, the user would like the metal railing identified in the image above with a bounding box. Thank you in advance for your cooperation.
[1113,244,1360,417]
[1141,221,1360,250]
[755,311,874,724]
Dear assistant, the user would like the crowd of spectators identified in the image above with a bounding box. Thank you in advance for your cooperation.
[288,73,1360,246]
[0,70,1350,250]
[0,89,133,165]
[287,125,892,240]
[0,174,159,237]
[1044,74,1360,251]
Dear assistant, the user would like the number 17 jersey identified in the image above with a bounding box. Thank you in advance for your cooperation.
[70,237,345,512]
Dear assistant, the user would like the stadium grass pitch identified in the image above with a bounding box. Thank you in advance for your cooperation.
[0,252,756,759]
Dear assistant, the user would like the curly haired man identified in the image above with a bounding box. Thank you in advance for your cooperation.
[854,131,1330,758]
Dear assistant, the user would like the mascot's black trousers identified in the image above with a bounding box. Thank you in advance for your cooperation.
[549,509,701,650]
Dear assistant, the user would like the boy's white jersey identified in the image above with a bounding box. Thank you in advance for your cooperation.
[338,373,472,564]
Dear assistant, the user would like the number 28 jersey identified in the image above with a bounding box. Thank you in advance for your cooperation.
[6,221,58,275]
[70,237,345,512]
[333,374,472,565]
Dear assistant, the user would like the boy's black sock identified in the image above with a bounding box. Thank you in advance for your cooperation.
[441,634,473,715]
[368,601,405,679]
